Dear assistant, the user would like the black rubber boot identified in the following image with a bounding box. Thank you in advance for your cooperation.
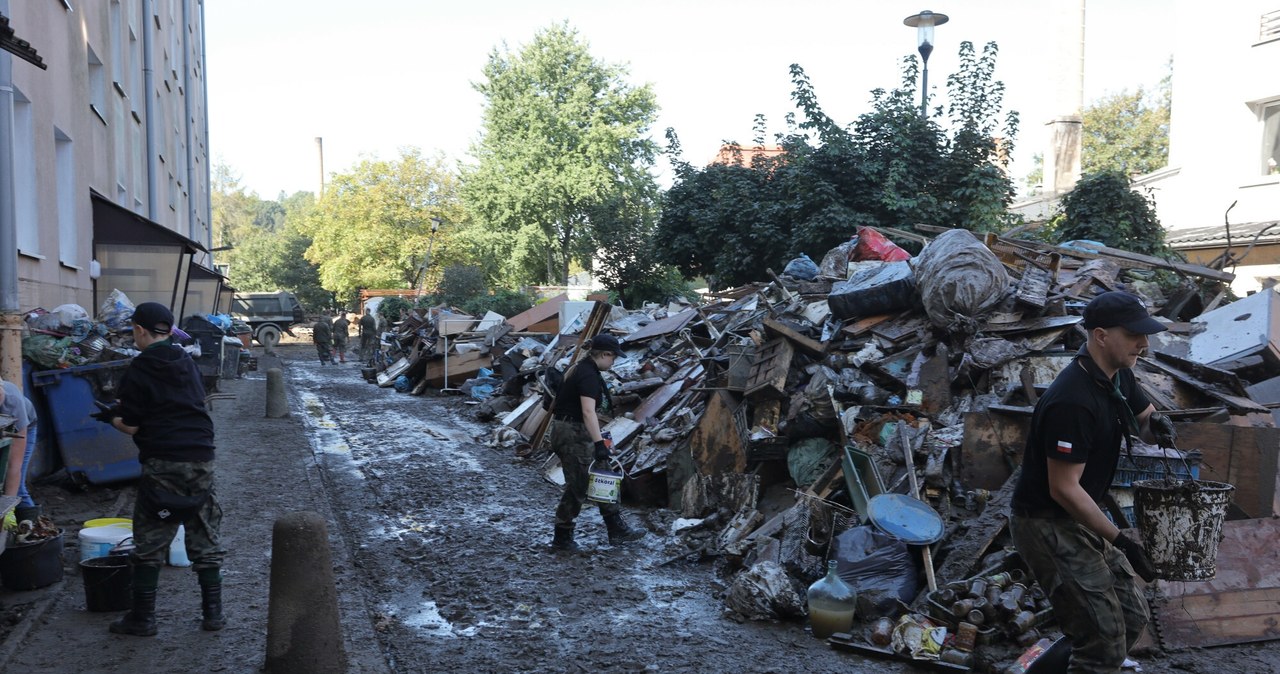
[200,582,225,631]
[551,524,580,551]
[604,513,645,545]
[13,505,40,524]
[110,587,158,637]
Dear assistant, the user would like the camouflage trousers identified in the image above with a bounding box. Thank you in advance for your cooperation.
[551,419,620,527]
[130,458,225,572]
[1011,515,1149,673]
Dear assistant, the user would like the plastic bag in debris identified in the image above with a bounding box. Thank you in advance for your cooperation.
[890,613,947,660]
[783,254,820,281]
[820,239,858,279]
[912,228,1010,335]
[204,314,232,331]
[787,437,838,487]
[832,525,919,617]
[97,289,136,333]
[22,334,88,370]
[852,226,911,262]
[827,261,917,320]
[393,375,414,393]
[461,373,501,400]
[724,561,807,621]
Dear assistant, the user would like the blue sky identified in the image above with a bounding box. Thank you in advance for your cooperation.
[205,0,1174,200]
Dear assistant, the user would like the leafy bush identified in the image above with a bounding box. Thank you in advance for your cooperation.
[440,265,489,308]
[462,289,535,318]
[1056,171,1166,256]
[377,297,413,323]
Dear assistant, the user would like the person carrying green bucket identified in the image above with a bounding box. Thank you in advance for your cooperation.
[547,333,645,551]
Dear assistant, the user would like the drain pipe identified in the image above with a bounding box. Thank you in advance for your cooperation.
[182,0,198,244]
[199,0,211,250]
[142,0,159,219]
[0,0,24,385]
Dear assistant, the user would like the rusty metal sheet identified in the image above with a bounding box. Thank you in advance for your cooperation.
[1154,518,1280,649]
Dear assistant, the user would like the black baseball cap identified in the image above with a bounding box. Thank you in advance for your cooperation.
[1082,291,1166,334]
[130,302,174,335]
[591,333,626,356]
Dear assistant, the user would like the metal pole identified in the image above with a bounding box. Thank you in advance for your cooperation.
[415,229,437,298]
[920,59,929,117]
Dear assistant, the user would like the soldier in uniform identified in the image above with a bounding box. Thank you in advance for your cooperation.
[92,302,225,636]
[312,312,334,365]
[332,311,350,364]
[359,308,378,364]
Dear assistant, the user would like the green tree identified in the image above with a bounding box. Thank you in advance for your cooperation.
[462,22,660,286]
[1081,84,1170,176]
[226,192,331,310]
[1055,170,1166,256]
[210,162,260,250]
[298,149,463,301]
[656,42,1019,289]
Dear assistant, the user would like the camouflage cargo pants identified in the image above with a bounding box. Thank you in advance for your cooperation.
[1011,515,1148,673]
[551,419,620,527]
[130,458,225,572]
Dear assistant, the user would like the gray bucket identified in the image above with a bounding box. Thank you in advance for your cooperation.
[1133,479,1234,581]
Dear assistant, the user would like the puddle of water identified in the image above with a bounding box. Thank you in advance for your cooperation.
[297,391,351,454]
[381,594,479,638]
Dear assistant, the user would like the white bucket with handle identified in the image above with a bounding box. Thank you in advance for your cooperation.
[586,461,623,504]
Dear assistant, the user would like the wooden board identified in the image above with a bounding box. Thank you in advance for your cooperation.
[763,317,826,356]
[688,390,747,475]
[501,396,542,429]
[420,350,487,387]
[1174,422,1280,518]
[632,362,703,424]
[505,293,568,332]
[1155,518,1280,649]
[958,411,1028,491]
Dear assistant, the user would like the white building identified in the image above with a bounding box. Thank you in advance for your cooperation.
[0,0,220,329]
[1134,2,1280,293]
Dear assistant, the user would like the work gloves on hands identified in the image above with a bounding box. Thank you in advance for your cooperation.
[593,440,611,462]
[1149,413,1177,448]
[1112,533,1159,582]
[90,400,120,425]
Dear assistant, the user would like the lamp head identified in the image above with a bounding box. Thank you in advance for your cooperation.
[904,10,949,60]
[430,217,442,233]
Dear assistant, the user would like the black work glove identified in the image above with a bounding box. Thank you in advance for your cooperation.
[1150,413,1177,448]
[90,400,120,425]
[593,440,610,462]
[1112,534,1159,582]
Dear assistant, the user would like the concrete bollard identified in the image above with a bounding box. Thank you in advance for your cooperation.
[265,368,288,418]
[265,511,347,674]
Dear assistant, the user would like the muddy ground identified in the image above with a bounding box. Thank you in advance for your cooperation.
[2,341,1278,672]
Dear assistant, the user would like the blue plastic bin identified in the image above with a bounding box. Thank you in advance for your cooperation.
[29,359,140,486]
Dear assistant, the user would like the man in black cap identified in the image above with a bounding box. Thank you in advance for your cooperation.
[1011,291,1176,671]
[92,302,225,636]
[548,333,645,551]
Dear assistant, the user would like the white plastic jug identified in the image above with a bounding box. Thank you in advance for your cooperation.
[168,524,191,567]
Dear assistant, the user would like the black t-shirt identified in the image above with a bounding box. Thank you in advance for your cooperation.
[552,360,604,422]
[118,340,216,462]
[1012,347,1150,516]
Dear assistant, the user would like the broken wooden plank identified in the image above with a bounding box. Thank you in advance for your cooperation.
[1014,265,1051,309]
[1174,421,1280,518]
[506,293,568,332]
[501,396,542,429]
[841,313,895,336]
[1139,357,1269,414]
[419,350,486,387]
[763,316,826,356]
[688,390,747,475]
[632,362,704,424]
[620,307,698,344]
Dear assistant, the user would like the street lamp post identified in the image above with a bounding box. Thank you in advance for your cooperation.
[904,10,949,118]
[415,216,443,298]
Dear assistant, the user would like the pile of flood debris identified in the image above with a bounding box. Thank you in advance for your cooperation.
[362,225,1280,670]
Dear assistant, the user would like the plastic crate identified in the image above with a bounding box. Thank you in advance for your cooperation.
[1111,450,1200,487]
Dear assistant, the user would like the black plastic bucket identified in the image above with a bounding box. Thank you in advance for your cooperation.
[0,530,65,590]
[80,555,132,611]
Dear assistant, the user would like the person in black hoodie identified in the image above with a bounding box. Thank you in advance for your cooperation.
[93,302,225,636]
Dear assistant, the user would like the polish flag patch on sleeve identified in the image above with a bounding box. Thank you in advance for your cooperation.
[1056,440,1073,454]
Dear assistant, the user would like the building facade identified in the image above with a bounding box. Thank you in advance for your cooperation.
[2,0,213,316]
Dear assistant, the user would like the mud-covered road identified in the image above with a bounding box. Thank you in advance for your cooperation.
[286,345,903,674]
[283,344,1280,674]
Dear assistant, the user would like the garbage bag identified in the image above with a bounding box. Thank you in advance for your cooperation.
[97,289,135,333]
[393,375,414,393]
[831,525,919,617]
[852,227,911,262]
[724,561,807,621]
[787,437,837,487]
[912,228,1010,334]
[827,261,917,320]
[819,239,858,279]
[22,334,87,370]
[783,254,821,281]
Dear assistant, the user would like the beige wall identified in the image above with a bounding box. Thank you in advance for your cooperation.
[7,0,209,313]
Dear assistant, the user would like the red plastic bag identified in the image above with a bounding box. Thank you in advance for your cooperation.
[852,226,911,262]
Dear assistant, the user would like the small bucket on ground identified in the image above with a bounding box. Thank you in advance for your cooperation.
[586,461,622,504]
[79,523,133,563]
[0,530,65,591]
[84,517,131,530]
[80,555,132,612]
[1133,479,1234,581]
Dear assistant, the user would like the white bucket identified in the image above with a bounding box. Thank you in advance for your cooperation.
[78,524,133,563]
[586,461,622,504]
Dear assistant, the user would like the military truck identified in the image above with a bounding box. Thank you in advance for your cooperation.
[229,291,306,348]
